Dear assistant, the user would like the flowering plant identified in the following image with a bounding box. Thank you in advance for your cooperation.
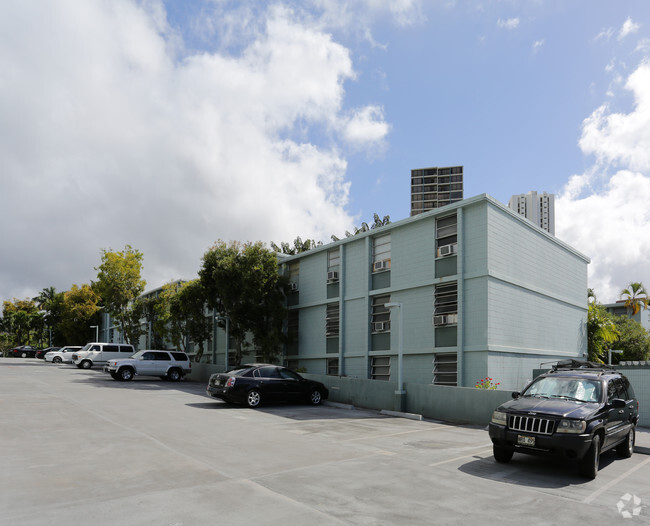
[475,377,500,390]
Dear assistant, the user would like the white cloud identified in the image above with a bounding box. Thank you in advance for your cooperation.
[532,39,544,53]
[342,106,390,150]
[497,17,520,30]
[619,17,640,40]
[0,1,389,302]
[556,60,650,303]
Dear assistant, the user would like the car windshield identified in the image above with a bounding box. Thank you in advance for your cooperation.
[131,350,145,359]
[523,376,601,402]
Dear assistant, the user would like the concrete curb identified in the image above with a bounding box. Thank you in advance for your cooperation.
[380,409,423,421]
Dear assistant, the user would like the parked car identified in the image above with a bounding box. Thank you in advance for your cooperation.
[45,346,83,364]
[206,364,328,408]
[104,350,191,381]
[10,345,39,358]
[72,343,135,369]
[36,347,60,359]
[488,360,638,478]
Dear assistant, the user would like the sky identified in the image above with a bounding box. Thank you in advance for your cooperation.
[2,0,650,307]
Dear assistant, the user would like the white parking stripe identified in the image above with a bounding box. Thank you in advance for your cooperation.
[583,456,650,504]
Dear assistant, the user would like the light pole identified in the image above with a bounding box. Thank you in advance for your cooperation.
[608,349,623,366]
[385,302,405,412]
[90,325,98,342]
[214,315,230,370]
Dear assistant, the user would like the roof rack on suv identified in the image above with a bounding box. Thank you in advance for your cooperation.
[551,359,616,373]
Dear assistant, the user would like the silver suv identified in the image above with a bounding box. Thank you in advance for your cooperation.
[104,350,191,381]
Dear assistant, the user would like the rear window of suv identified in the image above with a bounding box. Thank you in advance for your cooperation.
[170,352,188,361]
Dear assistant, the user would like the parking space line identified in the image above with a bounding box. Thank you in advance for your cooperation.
[583,456,650,504]
[428,446,493,467]
[341,424,452,442]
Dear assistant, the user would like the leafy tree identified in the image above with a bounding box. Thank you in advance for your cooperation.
[93,245,146,345]
[59,284,101,344]
[2,298,39,345]
[139,294,166,349]
[587,302,619,363]
[620,282,649,316]
[33,287,66,346]
[165,280,212,361]
[271,236,322,255]
[611,315,650,362]
[199,240,288,365]
[331,213,391,241]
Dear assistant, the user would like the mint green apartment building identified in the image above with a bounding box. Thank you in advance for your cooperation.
[279,194,589,391]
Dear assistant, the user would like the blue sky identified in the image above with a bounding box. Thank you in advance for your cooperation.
[2,0,650,305]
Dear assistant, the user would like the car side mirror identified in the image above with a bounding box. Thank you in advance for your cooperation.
[511,391,520,399]
[611,398,626,408]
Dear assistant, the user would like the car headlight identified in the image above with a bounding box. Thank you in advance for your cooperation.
[491,411,507,425]
[556,419,586,434]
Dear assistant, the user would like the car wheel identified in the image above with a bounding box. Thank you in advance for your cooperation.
[53,356,62,364]
[493,445,514,463]
[246,389,262,408]
[118,368,134,381]
[309,389,323,405]
[617,426,635,458]
[21,352,27,358]
[110,372,119,380]
[167,368,181,382]
[81,360,92,369]
[579,434,600,479]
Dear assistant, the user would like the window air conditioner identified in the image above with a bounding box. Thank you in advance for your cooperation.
[438,243,458,257]
[327,271,339,282]
[433,315,447,326]
[373,260,389,272]
[373,322,389,332]
[289,281,298,292]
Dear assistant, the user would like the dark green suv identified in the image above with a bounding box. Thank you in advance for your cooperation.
[488,360,638,478]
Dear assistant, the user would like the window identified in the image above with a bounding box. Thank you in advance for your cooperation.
[288,262,299,291]
[373,234,391,271]
[326,303,340,337]
[434,283,457,316]
[328,248,340,270]
[433,353,457,386]
[371,295,391,332]
[371,356,391,380]
[327,358,339,376]
[254,366,280,378]
[436,215,457,255]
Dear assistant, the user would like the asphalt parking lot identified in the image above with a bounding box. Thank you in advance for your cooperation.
[2,358,650,525]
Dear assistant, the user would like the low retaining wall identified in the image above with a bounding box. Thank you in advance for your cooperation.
[306,374,512,426]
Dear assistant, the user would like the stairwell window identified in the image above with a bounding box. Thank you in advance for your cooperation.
[436,215,457,257]
[371,295,391,332]
[372,234,391,272]
[434,283,458,325]
[371,356,391,381]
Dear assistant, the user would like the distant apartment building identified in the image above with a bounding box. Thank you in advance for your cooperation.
[410,166,463,216]
[508,191,555,235]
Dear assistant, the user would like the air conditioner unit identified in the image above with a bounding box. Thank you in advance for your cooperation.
[373,322,389,332]
[433,314,458,326]
[438,243,458,257]
[327,271,339,282]
[373,259,390,272]
[289,281,298,292]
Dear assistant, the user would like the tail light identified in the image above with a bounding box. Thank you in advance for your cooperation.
[226,377,236,387]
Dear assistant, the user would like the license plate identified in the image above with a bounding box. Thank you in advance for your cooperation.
[517,435,535,447]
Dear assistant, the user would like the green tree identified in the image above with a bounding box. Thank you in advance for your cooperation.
[166,280,212,361]
[620,282,649,316]
[93,245,146,345]
[59,284,101,344]
[199,240,288,365]
[2,298,39,345]
[33,287,65,346]
[587,302,619,363]
[611,316,650,362]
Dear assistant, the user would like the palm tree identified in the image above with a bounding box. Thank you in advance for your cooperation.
[620,282,649,316]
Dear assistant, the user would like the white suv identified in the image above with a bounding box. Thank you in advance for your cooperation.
[104,350,191,381]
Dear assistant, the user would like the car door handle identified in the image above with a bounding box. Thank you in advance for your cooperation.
[618,410,625,414]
